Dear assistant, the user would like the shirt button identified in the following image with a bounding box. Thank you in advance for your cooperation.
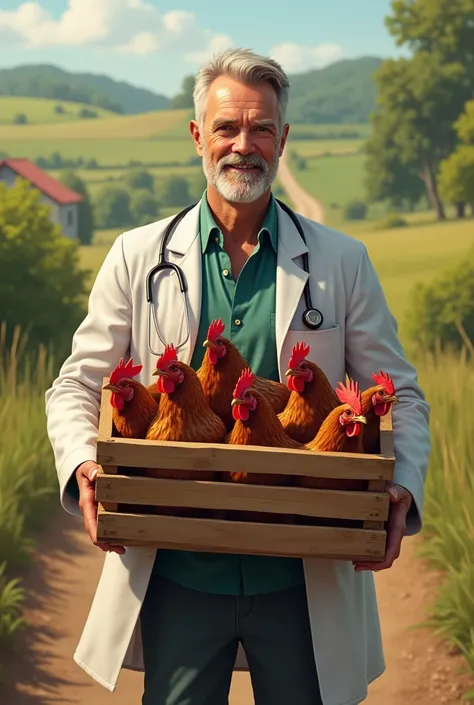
[223,269,229,277]
[215,236,219,244]
[234,319,241,326]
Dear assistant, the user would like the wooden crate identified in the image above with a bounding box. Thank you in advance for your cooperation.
[96,378,395,561]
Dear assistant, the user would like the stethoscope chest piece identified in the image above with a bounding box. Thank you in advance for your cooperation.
[302,308,324,330]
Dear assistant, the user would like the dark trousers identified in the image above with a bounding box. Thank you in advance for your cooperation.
[140,574,322,705]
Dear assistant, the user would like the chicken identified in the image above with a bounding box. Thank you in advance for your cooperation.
[361,370,399,454]
[278,341,340,443]
[298,378,368,493]
[196,318,291,431]
[146,344,227,478]
[224,368,301,523]
[103,357,158,439]
[144,344,227,518]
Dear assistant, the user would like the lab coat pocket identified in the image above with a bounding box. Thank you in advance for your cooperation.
[280,325,345,388]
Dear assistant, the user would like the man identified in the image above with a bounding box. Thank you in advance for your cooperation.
[45,48,430,705]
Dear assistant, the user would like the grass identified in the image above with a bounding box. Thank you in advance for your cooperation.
[416,348,474,685]
[286,139,364,158]
[0,96,115,125]
[0,324,57,654]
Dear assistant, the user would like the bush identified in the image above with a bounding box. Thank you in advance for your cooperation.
[130,189,160,227]
[13,113,27,125]
[374,213,408,230]
[54,104,65,114]
[124,168,154,193]
[159,175,191,207]
[94,184,132,229]
[406,247,474,354]
[59,170,95,245]
[344,200,367,220]
[78,107,98,119]
[0,179,88,352]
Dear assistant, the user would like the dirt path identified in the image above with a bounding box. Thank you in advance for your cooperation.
[0,510,472,705]
[278,150,325,223]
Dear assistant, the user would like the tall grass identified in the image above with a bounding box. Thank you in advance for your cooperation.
[417,347,474,683]
[0,324,57,651]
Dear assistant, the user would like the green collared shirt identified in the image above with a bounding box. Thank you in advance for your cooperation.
[153,191,305,595]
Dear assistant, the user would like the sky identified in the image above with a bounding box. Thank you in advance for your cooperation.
[0,0,405,97]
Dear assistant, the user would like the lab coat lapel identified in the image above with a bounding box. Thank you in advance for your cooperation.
[164,201,202,365]
[275,202,308,376]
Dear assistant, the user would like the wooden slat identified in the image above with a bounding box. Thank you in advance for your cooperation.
[96,475,390,521]
[98,376,113,440]
[96,509,387,560]
[97,464,118,512]
[96,437,394,481]
[379,409,395,458]
[363,479,387,530]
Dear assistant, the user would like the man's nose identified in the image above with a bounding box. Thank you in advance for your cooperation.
[231,130,253,155]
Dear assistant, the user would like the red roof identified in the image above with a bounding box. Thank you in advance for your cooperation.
[0,158,83,205]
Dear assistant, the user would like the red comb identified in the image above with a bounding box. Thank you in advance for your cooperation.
[288,341,310,369]
[372,370,395,395]
[233,368,255,399]
[207,318,225,342]
[336,378,362,415]
[156,344,178,370]
[109,357,142,385]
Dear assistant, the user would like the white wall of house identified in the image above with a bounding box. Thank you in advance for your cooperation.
[0,165,79,239]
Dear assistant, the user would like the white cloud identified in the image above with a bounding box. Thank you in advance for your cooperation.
[0,0,232,61]
[186,33,234,64]
[270,42,344,73]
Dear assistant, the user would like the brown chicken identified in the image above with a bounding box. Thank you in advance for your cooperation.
[225,368,301,523]
[146,343,226,478]
[103,357,158,439]
[197,318,291,431]
[145,344,227,518]
[361,370,399,454]
[299,378,368,493]
[278,341,340,443]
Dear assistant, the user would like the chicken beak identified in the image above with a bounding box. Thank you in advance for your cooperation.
[103,382,120,393]
[353,415,367,424]
[152,368,169,377]
[285,368,297,377]
[203,339,216,350]
[387,395,399,404]
[231,398,241,407]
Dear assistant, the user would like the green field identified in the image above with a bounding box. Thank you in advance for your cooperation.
[79,217,474,345]
[0,96,115,125]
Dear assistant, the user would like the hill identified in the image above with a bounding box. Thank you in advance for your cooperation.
[0,65,170,115]
[0,96,115,125]
[287,57,383,124]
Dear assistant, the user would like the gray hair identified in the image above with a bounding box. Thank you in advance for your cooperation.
[193,48,290,129]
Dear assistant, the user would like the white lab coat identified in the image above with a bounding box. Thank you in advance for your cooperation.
[45,201,430,705]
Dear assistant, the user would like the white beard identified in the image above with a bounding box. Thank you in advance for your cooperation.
[202,144,280,204]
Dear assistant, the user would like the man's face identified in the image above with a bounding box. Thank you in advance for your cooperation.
[190,76,289,203]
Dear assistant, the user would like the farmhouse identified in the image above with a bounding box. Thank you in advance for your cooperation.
[0,158,83,239]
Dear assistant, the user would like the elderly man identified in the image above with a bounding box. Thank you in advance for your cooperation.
[45,48,430,705]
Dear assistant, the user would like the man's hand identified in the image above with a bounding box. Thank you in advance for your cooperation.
[353,482,412,573]
[76,461,125,555]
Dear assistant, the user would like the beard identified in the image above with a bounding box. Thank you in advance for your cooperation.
[202,144,280,204]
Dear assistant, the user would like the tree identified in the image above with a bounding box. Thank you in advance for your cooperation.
[170,75,195,110]
[437,100,474,215]
[13,113,28,125]
[94,185,132,229]
[367,52,468,219]
[344,200,367,220]
[0,179,87,351]
[130,189,160,227]
[159,176,190,208]
[59,170,95,245]
[123,168,154,193]
[406,246,474,353]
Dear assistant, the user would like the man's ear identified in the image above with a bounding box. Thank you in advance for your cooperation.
[279,123,290,157]
[190,120,204,157]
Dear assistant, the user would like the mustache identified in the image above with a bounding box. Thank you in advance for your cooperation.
[217,154,268,171]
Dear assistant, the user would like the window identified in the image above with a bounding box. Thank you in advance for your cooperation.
[67,209,73,227]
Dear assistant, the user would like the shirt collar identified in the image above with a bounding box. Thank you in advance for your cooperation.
[199,189,278,254]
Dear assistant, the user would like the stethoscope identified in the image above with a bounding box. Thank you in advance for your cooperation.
[146,198,324,356]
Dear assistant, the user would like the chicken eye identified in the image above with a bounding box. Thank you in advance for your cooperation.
[169,365,178,372]
[345,409,352,416]
[300,363,307,370]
